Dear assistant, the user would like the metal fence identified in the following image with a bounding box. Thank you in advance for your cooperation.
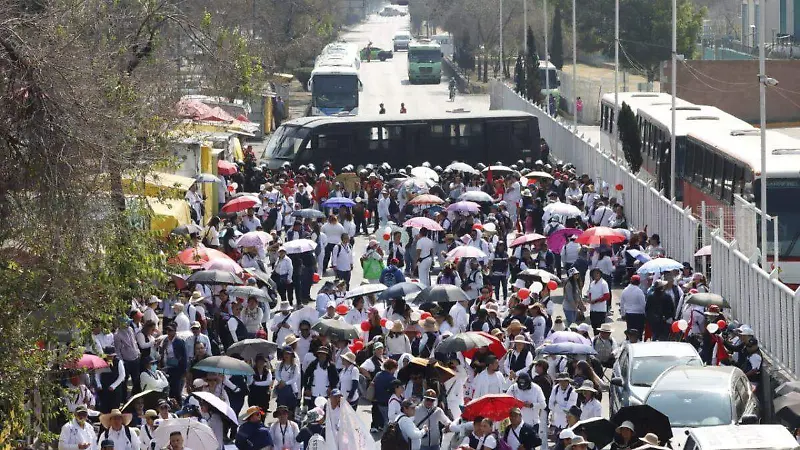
[489,79,799,380]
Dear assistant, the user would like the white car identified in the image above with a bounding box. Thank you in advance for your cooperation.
[393,32,412,51]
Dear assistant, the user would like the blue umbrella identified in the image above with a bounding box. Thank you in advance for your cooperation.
[192,356,254,376]
[626,249,652,263]
[537,342,597,356]
[322,197,355,208]
[636,258,683,275]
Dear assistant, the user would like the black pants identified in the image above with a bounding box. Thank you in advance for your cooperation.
[354,215,368,235]
[554,253,562,278]
[370,204,379,230]
[590,311,606,333]
[489,275,508,300]
[124,359,142,398]
[371,402,385,429]
[322,243,336,272]
[277,281,294,305]
[625,313,646,340]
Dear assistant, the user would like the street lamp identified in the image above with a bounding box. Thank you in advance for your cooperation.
[757,0,776,263]
[670,0,677,201]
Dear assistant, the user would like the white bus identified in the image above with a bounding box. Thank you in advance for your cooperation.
[309,43,362,116]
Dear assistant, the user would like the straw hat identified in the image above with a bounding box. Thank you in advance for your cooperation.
[390,320,404,333]
[567,436,594,449]
[341,351,357,365]
[189,291,205,304]
[598,323,613,333]
[283,334,300,346]
[512,335,530,345]
[641,433,660,446]
[506,319,524,333]
[554,372,573,382]
[99,409,133,429]
[419,317,438,332]
[239,406,262,421]
[576,380,598,394]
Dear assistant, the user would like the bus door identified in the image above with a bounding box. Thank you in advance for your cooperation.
[402,122,429,166]
[486,120,512,163]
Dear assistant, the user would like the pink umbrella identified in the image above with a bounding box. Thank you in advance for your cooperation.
[67,354,109,370]
[694,245,711,257]
[546,330,592,346]
[510,233,547,248]
[547,228,584,254]
[235,231,272,248]
[446,246,487,261]
[203,258,243,274]
[403,217,444,231]
[446,201,481,214]
[217,160,238,176]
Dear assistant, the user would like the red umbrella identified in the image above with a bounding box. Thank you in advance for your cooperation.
[462,331,507,359]
[408,194,444,205]
[575,226,627,245]
[510,233,547,247]
[217,160,238,176]
[67,354,109,370]
[462,394,525,421]
[173,247,234,267]
[221,195,260,213]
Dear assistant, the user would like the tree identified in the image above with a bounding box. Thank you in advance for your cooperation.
[525,26,542,104]
[550,4,565,70]
[618,102,643,172]
[514,54,526,96]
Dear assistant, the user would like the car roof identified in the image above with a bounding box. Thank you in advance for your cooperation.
[687,425,800,450]
[649,366,740,393]
[628,342,702,359]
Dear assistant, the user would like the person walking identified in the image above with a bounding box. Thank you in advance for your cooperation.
[586,269,611,332]
[395,400,428,450]
[620,275,646,339]
[58,406,97,450]
[414,390,452,450]
[331,234,354,290]
[415,228,435,287]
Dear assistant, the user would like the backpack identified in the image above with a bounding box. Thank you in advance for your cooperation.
[380,417,411,450]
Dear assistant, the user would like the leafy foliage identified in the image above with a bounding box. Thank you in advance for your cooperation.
[550,4,565,70]
[525,27,543,104]
[618,102,643,172]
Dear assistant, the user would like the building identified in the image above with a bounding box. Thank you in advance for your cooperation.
[741,0,798,46]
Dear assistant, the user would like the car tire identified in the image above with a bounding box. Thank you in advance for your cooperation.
[379,55,386,62]
[393,46,398,52]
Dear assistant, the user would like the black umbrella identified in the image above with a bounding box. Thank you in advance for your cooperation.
[517,268,559,284]
[377,281,424,301]
[187,270,242,285]
[775,392,800,427]
[292,209,325,219]
[121,389,166,413]
[311,319,361,341]
[171,223,203,236]
[227,338,278,360]
[684,293,731,308]
[570,417,616,450]
[436,332,495,353]
[412,285,469,304]
[611,405,673,442]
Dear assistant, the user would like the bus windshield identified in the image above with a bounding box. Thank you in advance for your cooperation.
[312,75,358,109]
[755,179,800,257]
[409,50,442,64]
[538,68,560,89]
[266,126,310,159]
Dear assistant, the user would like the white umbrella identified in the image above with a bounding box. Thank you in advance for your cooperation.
[153,418,218,450]
[523,170,554,180]
[191,391,238,425]
[410,166,439,182]
[543,202,583,218]
[458,191,493,203]
[445,246,487,261]
[694,245,711,257]
[345,283,388,299]
[445,162,478,174]
[282,239,317,254]
[626,249,651,263]
[637,258,684,275]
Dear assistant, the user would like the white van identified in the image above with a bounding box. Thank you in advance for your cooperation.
[393,32,412,51]
[683,425,800,450]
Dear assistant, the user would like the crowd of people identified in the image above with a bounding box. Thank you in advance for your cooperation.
[58,147,776,450]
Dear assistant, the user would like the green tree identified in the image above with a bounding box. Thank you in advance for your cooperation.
[618,102,643,172]
[550,4,565,70]
[525,26,542,104]
[514,54,526,97]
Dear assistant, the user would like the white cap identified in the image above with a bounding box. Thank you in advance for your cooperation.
[326,300,337,309]
[577,323,592,333]
[559,429,576,440]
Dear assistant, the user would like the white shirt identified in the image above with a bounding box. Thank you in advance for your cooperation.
[59,419,98,450]
[592,206,614,226]
[385,333,412,355]
[472,369,508,398]
[174,312,191,333]
[274,256,293,279]
[338,365,360,402]
[99,427,141,450]
[321,222,346,243]
[140,369,169,391]
[587,279,610,312]
[506,383,546,425]
[388,394,404,422]
[344,308,369,327]
[593,256,614,276]
[378,196,391,218]
[269,421,300,450]
[449,302,470,333]
[549,383,578,428]
[562,242,581,264]
[276,362,301,395]
[460,433,497,450]
[531,316,547,347]
[331,244,353,271]
[620,284,647,315]
[416,237,435,260]
[397,415,427,450]
[315,293,334,317]
[242,215,261,232]
[580,397,603,420]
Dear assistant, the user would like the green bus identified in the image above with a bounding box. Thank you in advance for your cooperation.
[407,40,443,84]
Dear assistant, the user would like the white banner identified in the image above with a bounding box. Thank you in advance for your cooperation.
[325,401,376,450]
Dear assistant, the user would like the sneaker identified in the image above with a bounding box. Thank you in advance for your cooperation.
[370,428,378,434]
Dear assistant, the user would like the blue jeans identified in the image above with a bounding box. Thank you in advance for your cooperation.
[563,309,578,326]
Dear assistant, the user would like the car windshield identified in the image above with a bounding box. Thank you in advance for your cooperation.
[265,126,309,159]
[409,49,442,63]
[311,75,358,110]
[646,390,732,427]
[630,356,703,386]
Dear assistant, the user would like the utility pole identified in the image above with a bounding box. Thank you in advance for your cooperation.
[500,0,504,78]
[613,0,619,159]
[523,0,527,55]
[670,0,677,200]
[759,0,769,263]
[544,0,549,94]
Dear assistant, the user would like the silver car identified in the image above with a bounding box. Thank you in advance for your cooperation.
[393,32,412,51]
[610,342,703,415]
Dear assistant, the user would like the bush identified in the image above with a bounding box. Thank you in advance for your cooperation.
[293,67,313,91]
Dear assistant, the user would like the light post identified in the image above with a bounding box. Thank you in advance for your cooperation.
[670,0,677,200]
[613,0,619,160]
[758,1,777,263]
[500,0,504,78]
[544,0,549,95]
[572,0,577,148]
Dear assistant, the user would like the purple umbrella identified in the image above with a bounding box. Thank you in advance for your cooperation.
[546,330,592,346]
[547,228,584,254]
[447,201,481,214]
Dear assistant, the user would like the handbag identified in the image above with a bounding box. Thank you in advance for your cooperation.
[365,381,376,402]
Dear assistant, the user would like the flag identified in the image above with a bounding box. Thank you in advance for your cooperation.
[325,401,375,450]
[486,167,493,184]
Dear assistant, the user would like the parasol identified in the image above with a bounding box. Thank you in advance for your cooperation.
[462,394,525,422]
[311,319,361,341]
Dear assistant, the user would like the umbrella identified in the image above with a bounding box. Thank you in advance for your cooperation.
[626,249,652,263]
[463,331,507,359]
[171,223,203,236]
[445,246,487,261]
[121,389,165,413]
[345,283,388,299]
[684,292,730,308]
[413,285,469,304]
[187,270,242,285]
[523,170,555,180]
[611,405,673,442]
[547,228,584,253]
[776,381,800,396]
[68,354,109,370]
[576,226,627,245]
[403,217,443,231]
[377,281,424,301]
[202,258,243,274]
[570,417,616,450]
[235,231,272,248]
[282,239,317,254]
[636,258,684,275]
[192,356,254,376]
[481,165,514,175]
[221,195,260,213]
[174,247,233,267]
[463,394,525,422]
[335,172,360,192]
[543,202,583,218]
[694,245,712,257]
[436,332,495,353]
[227,338,278,360]
[459,191,494,203]
[537,342,597,356]
[311,319,361,341]
[445,162,478,174]
[546,330,592,346]
[447,201,481,214]
[191,391,238,426]
[400,177,435,195]
[410,166,439,181]
[153,418,218,450]
[292,209,325,220]
[510,233,547,247]
[397,357,455,383]
[517,268,559,285]
[322,197,355,208]
[408,194,444,205]
[217,160,238,175]
[227,285,270,300]
[195,173,222,184]
[775,392,800,426]
[244,268,272,286]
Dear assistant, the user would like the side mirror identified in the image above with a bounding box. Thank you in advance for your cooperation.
[610,377,624,386]
[359,80,364,92]
[739,414,759,425]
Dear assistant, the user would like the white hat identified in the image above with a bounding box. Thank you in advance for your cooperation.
[278,301,291,312]
[641,433,660,446]
[559,429,576,440]
[738,325,755,336]
[192,378,208,388]
[326,300,337,309]
[616,420,635,432]
[577,323,592,334]
[341,352,357,364]
[147,295,160,305]
[598,323,613,333]
[513,279,527,290]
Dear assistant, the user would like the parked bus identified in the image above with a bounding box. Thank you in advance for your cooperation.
[309,43,362,116]
[407,40,443,84]
[264,110,540,169]
[539,61,561,99]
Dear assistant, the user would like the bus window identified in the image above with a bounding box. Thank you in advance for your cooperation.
[713,153,725,196]
[703,149,714,188]
[430,124,446,137]
[609,109,614,134]
[733,165,746,196]
[722,160,734,203]
[511,121,530,151]
[369,126,388,150]
[683,140,694,177]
